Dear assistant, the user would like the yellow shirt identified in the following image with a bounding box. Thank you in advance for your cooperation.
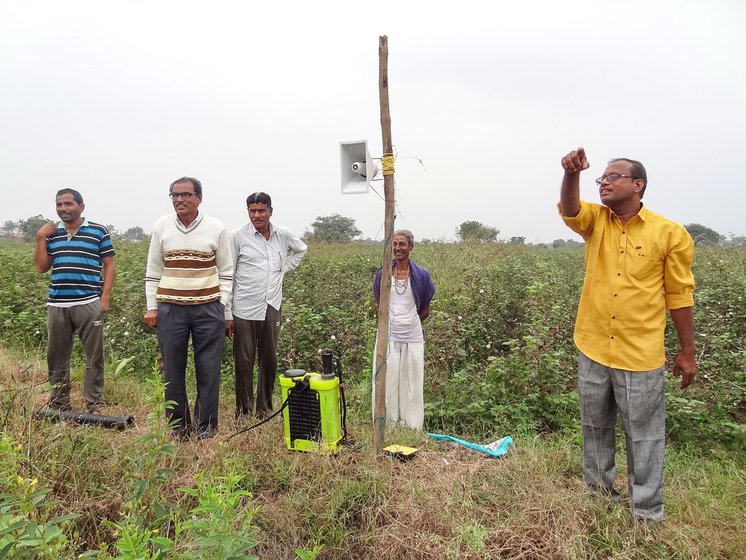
[561,201,695,371]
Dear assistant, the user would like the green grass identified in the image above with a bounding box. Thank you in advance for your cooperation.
[1,348,744,559]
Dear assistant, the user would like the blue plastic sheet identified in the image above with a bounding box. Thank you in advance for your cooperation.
[427,433,513,458]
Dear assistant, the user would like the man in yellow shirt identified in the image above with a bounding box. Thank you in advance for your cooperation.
[559,146,697,522]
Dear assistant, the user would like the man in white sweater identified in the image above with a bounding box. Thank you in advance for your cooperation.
[144,177,233,440]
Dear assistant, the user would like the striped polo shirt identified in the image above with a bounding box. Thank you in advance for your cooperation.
[46,219,116,306]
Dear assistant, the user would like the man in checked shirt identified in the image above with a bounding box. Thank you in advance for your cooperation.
[229,192,307,421]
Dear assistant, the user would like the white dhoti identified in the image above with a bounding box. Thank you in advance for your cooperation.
[372,339,425,430]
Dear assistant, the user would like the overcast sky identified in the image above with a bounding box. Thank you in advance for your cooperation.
[1,1,744,243]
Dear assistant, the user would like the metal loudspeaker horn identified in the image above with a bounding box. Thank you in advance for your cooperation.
[339,140,379,194]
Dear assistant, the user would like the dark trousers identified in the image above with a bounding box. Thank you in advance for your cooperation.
[233,306,281,419]
[47,300,105,410]
[157,301,225,438]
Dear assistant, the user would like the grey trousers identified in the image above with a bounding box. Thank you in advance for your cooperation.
[157,301,225,438]
[578,352,666,521]
[47,300,105,410]
[233,306,281,420]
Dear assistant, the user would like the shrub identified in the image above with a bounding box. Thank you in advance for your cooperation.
[0,241,743,449]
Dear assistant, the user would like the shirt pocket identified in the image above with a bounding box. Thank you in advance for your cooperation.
[269,250,284,272]
[627,252,663,281]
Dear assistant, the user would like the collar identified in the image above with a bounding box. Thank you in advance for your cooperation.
[56,217,88,231]
[249,221,274,237]
[173,210,203,232]
[637,203,649,221]
[611,203,647,225]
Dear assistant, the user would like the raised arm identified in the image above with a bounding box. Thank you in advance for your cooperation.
[34,222,57,273]
[559,146,589,218]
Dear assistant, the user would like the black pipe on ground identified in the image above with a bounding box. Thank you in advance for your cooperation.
[33,409,135,431]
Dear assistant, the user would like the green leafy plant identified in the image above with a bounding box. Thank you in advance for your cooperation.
[175,473,259,559]
[103,366,177,559]
[0,436,78,559]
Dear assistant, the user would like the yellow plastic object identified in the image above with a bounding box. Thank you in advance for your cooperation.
[383,444,419,461]
[280,372,342,454]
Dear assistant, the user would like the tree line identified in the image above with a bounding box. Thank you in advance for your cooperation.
[2,215,744,247]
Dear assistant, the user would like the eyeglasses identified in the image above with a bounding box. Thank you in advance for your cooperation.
[169,192,195,200]
[595,174,637,184]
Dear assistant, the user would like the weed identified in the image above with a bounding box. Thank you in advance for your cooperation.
[175,473,259,559]
[0,435,78,559]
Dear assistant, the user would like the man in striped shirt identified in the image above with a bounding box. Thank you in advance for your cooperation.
[230,192,307,421]
[34,188,116,413]
[144,177,233,440]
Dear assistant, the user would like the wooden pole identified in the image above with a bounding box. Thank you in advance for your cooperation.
[373,35,395,454]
